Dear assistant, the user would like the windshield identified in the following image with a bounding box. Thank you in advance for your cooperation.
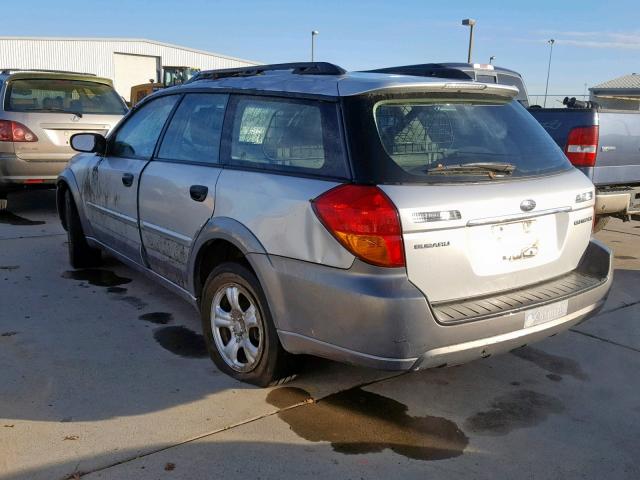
[359,95,571,183]
[6,78,128,115]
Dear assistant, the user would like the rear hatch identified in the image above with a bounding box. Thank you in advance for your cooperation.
[3,75,127,162]
[342,83,596,304]
[381,172,594,302]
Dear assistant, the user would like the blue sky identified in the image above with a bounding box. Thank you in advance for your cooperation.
[3,0,638,100]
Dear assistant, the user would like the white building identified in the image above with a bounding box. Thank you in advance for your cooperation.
[0,37,259,101]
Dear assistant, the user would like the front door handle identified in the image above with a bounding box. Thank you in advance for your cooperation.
[189,185,208,202]
[122,172,134,187]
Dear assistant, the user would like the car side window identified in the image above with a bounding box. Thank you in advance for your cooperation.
[157,93,228,164]
[110,95,178,159]
[227,96,348,178]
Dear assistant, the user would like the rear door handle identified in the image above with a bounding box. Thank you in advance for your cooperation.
[122,172,134,187]
[189,185,208,202]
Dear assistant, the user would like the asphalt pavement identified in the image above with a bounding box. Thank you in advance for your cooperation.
[1,190,638,480]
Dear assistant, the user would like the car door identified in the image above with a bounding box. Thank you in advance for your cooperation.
[84,95,179,263]
[138,93,228,287]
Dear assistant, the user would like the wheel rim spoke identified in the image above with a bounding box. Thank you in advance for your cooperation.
[243,338,258,364]
[213,306,233,327]
[244,305,259,329]
[223,338,241,366]
[226,286,242,311]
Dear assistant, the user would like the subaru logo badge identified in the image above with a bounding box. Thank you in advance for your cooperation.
[520,199,536,212]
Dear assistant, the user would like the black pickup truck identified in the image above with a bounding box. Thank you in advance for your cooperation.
[367,63,640,229]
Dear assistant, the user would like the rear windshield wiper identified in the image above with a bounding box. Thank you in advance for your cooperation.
[426,162,516,177]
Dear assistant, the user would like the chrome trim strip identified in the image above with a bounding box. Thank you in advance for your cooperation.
[86,201,137,226]
[141,221,192,246]
[466,206,572,227]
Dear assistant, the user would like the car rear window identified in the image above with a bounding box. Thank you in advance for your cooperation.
[6,78,127,115]
[345,94,571,184]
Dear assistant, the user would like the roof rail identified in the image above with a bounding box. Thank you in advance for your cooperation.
[0,68,96,76]
[188,62,346,83]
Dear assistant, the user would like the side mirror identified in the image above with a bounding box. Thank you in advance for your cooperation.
[70,133,106,153]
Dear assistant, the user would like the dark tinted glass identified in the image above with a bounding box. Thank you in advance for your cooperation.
[111,95,178,159]
[374,99,570,180]
[158,93,228,164]
[227,96,348,178]
[7,79,127,114]
[476,74,497,83]
[342,93,572,184]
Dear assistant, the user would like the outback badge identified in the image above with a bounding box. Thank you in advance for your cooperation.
[520,199,536,212]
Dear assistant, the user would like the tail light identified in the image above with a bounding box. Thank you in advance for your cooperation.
[312,184,405,268]
[0,120,38,142]
[564,126,598,167]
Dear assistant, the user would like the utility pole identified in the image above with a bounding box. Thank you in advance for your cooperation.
[543,39,555,107]
[462,19,476,63]
[311,30,319,62]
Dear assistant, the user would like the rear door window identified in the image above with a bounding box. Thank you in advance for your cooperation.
[157,93,228,164]
[6,78,128,115]
[110,95,178,159]
[225,96,348,178]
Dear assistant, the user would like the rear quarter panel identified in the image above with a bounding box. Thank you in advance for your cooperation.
[213,169,355,268]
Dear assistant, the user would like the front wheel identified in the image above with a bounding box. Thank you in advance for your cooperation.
[65,190,102,268]
[201,262,290,386]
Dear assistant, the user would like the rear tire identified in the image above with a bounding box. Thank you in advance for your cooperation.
[201,262,290,386]
[593,216,610,233]
[65,190,101,268]
[0,192,7,211]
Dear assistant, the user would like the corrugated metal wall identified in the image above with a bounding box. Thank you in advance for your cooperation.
[0,38,258,94]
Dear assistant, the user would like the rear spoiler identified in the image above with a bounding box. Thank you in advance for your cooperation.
[341,81,520,99]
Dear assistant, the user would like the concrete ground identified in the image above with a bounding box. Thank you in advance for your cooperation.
[0,190,638,480]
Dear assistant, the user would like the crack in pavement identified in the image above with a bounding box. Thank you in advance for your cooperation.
[570,328,640,354]
[596,300,640,317]
[0,233,65,241]
[61,372,407,479]
[602,228,640,238]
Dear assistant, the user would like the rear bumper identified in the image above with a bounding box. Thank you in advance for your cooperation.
[0,153,66,190]
[251,239,613,371]
[594,185,640,216]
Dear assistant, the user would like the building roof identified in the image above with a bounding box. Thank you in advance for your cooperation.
[591,73,640,91]
[180,68,520,98]
[0,36,260,65]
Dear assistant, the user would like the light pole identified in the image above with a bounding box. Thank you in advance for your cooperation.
[489,55,496,65]
[462,19,476,63]
[543,39,555,107]
[311,30,319,62]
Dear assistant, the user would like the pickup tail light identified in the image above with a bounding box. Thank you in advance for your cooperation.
[565,126,598,167]
[0,120,38,142]
[312,184,405,268]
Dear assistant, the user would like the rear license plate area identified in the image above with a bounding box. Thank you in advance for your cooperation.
[492,220,539,262]
[524,299,569,328]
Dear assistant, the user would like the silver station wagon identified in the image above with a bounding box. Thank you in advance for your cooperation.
[57,62,613,386]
